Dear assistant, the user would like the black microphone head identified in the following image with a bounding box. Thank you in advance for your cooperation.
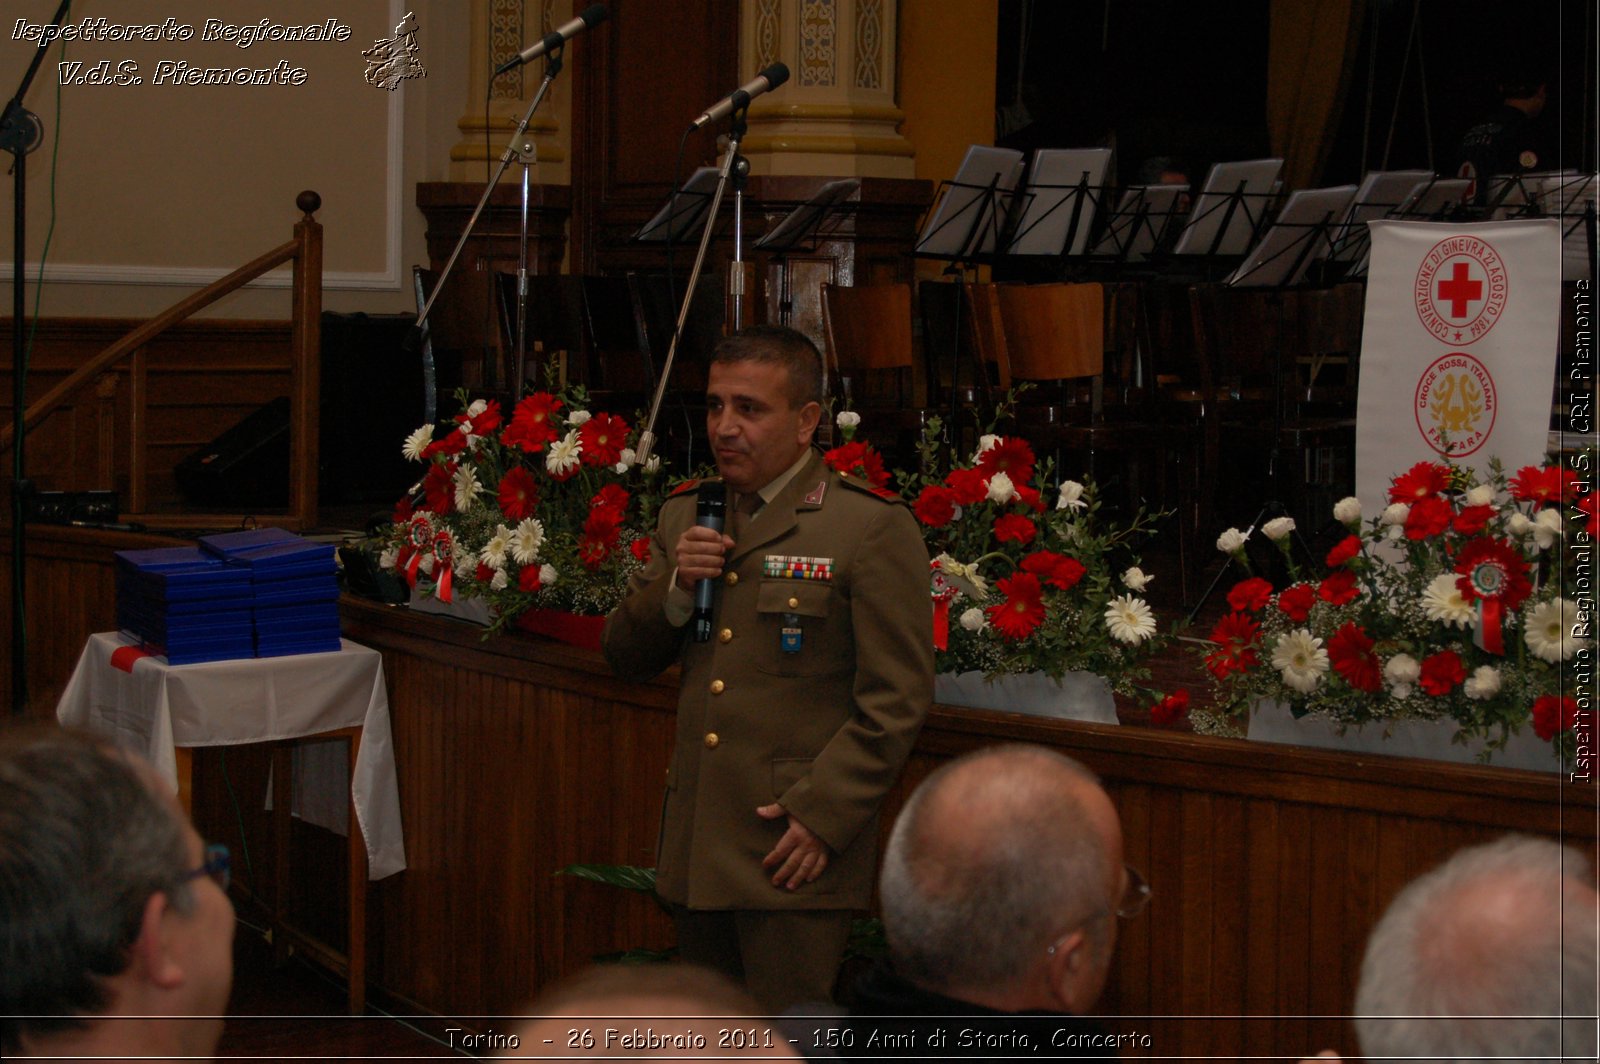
[580,3,608,27]
[697,481,728,519]
[762,62,790,90]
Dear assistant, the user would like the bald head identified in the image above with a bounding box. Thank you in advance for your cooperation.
[878,745,1123,1010]
[1355,835,1598,1063]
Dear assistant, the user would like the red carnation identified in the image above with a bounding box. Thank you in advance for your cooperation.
[1150,690,1191,727]
[1327,622,1382,693]
[518,564,543,592]
[1389,460,1451,502]
[592,483,631,514]
[421,462,456,514]
[1404,495,1453,540]
[986,572,1046,640]
[1014,484,1046,513]
[392,495,415,524]
[579,506,625,570]
[498,466,540,521]
[629,537,652,563]
[1324,535,1362,568]
[462,400,503,437]
[579,412,631,467]
[913,484,959,527]
[1453,536,1533,612]
[474,562,495,583]
[1419,649,1466,696]
[824,440,890,489]
[420,430,468,460]
[1020,550,1086,591]
[976,437,1036,485]
[945,467,990,506]
[1276,583,1317,623]
[503,392,562,452]
[1509,465,1578,505]
[1531,694,1578,741]
[993,513,1038,546]
[1205,611,1261,679]
[1228,577,1274,612]
[1452,504,1494,536]
[1318,569,1360,606]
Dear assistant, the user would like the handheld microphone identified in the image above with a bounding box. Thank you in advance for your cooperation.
[691,483,727,643]
[689,63,790,131]
[494,4,607,76]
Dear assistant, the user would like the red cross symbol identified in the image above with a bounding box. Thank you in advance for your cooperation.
[1437,261,1483,319]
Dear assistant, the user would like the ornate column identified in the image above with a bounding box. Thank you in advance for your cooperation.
[448,0,573,184]
[740,0,915,178]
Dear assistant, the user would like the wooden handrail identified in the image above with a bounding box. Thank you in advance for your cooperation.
[2,191,323,528]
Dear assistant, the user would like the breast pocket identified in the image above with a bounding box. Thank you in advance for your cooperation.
[753,580,849,677]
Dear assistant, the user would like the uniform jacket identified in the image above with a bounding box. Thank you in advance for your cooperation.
[603,448,933,910]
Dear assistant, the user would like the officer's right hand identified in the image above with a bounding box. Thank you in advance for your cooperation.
[674,525,735,593]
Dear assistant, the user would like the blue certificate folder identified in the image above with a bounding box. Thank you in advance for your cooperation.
[116,531,342,663]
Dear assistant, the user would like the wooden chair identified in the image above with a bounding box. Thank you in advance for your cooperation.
[579,274,658,410]
[412,266,487,405]
[819,282,925,462]
[495,272,587,394]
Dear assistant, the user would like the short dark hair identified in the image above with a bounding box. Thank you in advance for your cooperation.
[0,725,194,1051]
[712,325,825,408]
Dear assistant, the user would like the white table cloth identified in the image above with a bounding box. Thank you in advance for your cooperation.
[57,633,406,879]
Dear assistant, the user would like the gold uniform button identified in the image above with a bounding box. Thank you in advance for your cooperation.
[704,732,720,749]
[725,572,739,587]
[787,596,800,609]
[718,628,733,644]
[710,679,725,694]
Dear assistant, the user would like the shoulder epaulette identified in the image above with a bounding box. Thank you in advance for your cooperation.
[668,478,703,498]
[838,474,904,504]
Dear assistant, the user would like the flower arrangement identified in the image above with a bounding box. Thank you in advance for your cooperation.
[1194,459,1591,762]
[846,398,1172,705]
[372,385,669,631]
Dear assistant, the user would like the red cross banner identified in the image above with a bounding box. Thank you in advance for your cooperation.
[1356,219,1561,506]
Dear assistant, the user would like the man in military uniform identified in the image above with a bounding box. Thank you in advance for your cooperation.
[603,325,932,1009]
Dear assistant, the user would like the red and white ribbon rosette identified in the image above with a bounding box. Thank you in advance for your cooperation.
[431,530,455,603]
[403,514,434,587]
[929,561,958,651]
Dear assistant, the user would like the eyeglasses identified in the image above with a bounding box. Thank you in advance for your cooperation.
[180,843,231,893]
[1045,863,1152,957]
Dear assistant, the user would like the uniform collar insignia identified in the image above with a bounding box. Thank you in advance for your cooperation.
[803,481,827,506]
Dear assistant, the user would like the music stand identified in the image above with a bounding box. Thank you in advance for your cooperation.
[1325,170,1432,267]
[1533,171,1597,281]
[633,166,721,243]
[1171,158,1283,259]
[1006,148,1115,258]
[914,145,1026,262]
[1089,184,1189,263]
[1227,185,1358,288]
[1343,178,1473,279]
[754,178,861,326]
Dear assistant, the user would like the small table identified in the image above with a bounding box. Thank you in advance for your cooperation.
[57,633,406,1014]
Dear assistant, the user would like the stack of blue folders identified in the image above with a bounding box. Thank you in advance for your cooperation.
[198,528,342,658]
[114,546,256,665]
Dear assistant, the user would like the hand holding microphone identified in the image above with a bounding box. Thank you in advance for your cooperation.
[682,484,730,642]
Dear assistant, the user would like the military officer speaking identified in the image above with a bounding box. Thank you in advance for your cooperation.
[603,325,932,1009]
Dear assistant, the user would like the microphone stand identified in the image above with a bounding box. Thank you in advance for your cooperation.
[409,49,564,407]
[3,0,71,715]
[636,106,749,469]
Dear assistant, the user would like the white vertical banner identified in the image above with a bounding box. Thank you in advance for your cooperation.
[1356,219,1562,506]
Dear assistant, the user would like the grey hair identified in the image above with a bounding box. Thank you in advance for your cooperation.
[878,744,1112,996]
[1354,834,1598,1064]
[0,725,195,1050]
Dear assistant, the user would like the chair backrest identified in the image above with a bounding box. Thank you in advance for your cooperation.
[496,272,587,391]
[628,272,725,394]
[962,282,1011,392]
[993,282,1104,383]
[819,283,914,373]
[580,274,657,395]
[415,266,497,394]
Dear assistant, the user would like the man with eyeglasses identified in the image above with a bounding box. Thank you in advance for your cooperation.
[0,724,236,1060]
[842,744,1143,1058]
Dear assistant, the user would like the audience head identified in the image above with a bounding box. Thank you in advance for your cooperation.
[0,724,235,1059]
[504,963,800,1058]
[878,744,1133,1013]
[1354,834,1598,1064]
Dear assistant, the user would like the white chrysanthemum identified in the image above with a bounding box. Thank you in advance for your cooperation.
[1463,665,1502,700]
[1121,566,1153,592]
[567,409,592,426]
[974,434,1001,460]
[479,524,513,570]
[1381,502,1410,526]
[959,607,987,632]
[1271,629,1329,693]
[1525,597,1581,663]
[1532,508,1563,551]
[378,546,398,570]
[1420,572,1474,629]
[1507,512,1535,538]
[1262,516,1296,542]
[1465,484,1495,507]
[539,563,559,587]
[643,454,661,475]
[1057,480,1086,511]
[986,471,1017,504]
[1384,653,1420,700]
[489,567,509,591]
[1333,496,1362,524]
[511,517,545,565]
[613,447,638,475]
[1216,527,1249,554]
[836,411,861,430]
[466,398,488,418]
[401,424,434,462]
[1105,595,1157,645]
[453,465,484,512]
[546,431,582,476]
[453,543,475,579]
